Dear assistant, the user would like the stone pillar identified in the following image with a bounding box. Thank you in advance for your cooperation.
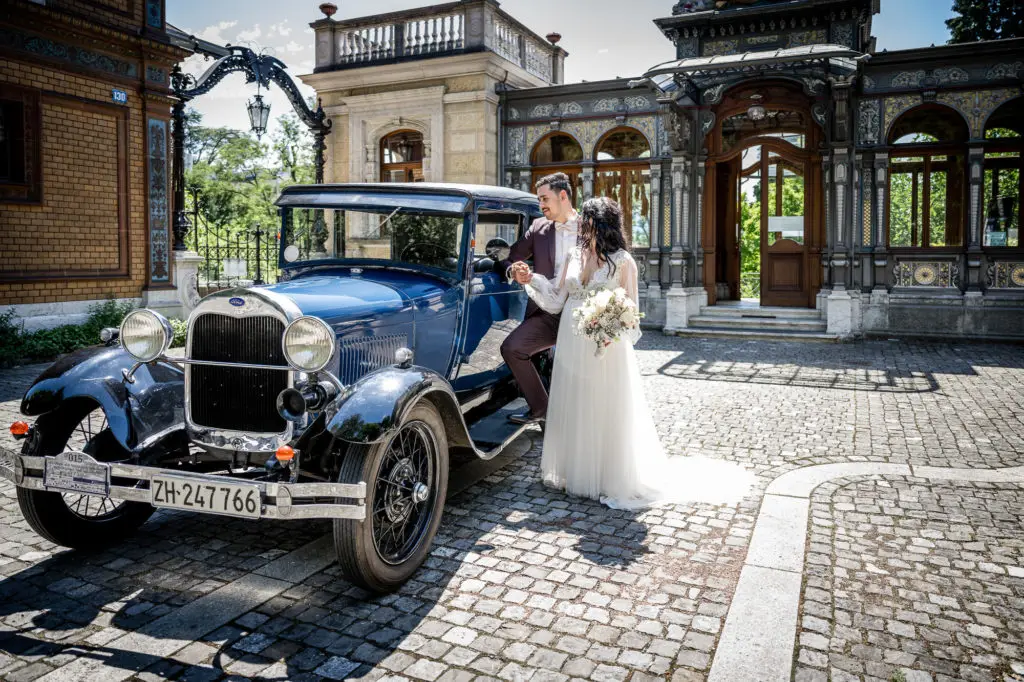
[657,161,672,289]
[648,164,663,286]
[581,163,595,202]
[142,250,204,320]
[966,146,985,292]
[872,153,888,290]
[831,149,851,290]
[670,157,686,287]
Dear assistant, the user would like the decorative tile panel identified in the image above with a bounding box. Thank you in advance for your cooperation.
[858,99,881,145]
[881,94,922,142]
[146,65,166,84]
[987,62,1024,81]
[936,88,1021,139]
[787,29,827,48]
[987,262,1024,289]
[893,261,960,288]
[862,185,872,246]
[830,22,855,49]
[506,127,526,166]
[0,27,138,78]
[935,67,969,85]
[146,0,163,29]
[703,38,739,56]
[147,118,170,283]
[890,71,926,89]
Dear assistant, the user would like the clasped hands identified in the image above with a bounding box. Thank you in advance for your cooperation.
[510,261,533,285]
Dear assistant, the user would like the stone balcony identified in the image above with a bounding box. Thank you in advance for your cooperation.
[310,0,567,85]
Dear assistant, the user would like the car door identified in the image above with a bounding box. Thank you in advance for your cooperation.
[451,205,529,393]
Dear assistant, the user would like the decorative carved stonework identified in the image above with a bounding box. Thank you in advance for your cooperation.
[856,98,880,144]
[704,83,727,105]
[703,38,739,56]
[987,62,1024,81]
[668,109,691,152]
[506,127,526,166]
[890,71,926,89]
[893,261,960,288]
[830,22,855,49]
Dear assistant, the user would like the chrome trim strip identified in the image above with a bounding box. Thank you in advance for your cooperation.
[179,358,293,371]
[1,447,366,521]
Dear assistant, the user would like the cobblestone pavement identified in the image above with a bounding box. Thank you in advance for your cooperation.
[0,335,1023,682]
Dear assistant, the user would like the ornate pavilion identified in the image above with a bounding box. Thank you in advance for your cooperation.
[306,0,1024,340]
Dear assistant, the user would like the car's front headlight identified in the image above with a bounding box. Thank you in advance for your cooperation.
[282,316,335,372]
[120,309,173,362]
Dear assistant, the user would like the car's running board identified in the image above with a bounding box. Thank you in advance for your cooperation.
[466,398,535,461]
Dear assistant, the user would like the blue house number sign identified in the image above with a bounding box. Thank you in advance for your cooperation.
[111,88,128,105]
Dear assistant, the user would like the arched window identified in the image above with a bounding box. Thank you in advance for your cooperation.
[531,133,583,212]
[380,130,424,183]
[887,106,968,248]
[594,127,652,248]
[982,97,1023,247]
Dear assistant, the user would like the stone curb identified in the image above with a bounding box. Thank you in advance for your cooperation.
[708,462,1024,682]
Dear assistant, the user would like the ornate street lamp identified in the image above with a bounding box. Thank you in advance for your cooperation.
[747,94,767,122]
[247,90,271,139]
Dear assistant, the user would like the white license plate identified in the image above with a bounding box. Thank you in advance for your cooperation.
[44,451,111,496]
[151,476,261,519]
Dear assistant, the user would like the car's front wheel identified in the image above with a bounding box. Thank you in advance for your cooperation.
[16,401,154,549]
[334,401,448,593]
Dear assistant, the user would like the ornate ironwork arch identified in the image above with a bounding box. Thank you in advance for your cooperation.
[169,46,332,250]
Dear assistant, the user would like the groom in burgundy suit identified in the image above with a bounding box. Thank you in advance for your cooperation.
[499,172,579,425]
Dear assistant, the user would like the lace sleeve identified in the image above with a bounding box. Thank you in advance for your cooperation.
[524,272,569,314]
[618,252,642,344]
[619,252,639,305]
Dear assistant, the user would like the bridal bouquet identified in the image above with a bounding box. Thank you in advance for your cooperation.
[572,287,644,357]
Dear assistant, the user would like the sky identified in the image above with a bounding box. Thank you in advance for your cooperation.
[168,0,956,138]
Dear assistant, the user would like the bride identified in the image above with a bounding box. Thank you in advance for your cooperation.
[513,197,754,509]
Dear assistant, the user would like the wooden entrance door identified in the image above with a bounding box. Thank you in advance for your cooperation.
[701,81,823,308]
[759,149,810,307]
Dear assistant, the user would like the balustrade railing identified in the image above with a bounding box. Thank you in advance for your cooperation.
[314,1,564,84]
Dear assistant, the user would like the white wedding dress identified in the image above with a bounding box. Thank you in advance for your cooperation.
[525,247,755,510]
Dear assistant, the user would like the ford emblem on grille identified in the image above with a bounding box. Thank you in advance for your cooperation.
[229,297,245,307]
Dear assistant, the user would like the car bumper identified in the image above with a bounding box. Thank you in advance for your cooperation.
[0,445,365,521]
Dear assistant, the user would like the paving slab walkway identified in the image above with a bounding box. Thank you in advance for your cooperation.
[0,334,1022,682]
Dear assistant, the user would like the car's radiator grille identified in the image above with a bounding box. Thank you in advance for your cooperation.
[338,334,408,385]
[189,314,288,433]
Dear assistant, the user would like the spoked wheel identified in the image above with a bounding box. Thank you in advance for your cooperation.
[334,401,448,593]
[16,401,154,549]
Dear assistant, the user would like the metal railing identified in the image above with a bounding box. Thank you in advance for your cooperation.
[192,224,280,296]
[313,0,564,84]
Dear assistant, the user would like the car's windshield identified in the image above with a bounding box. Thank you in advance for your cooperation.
[282,207,464,274]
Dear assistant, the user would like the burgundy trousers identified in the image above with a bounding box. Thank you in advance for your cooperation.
[501,311,560,418]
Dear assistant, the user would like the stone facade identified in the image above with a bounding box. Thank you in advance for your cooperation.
[0,0,189,329]
[302,0,1024,342]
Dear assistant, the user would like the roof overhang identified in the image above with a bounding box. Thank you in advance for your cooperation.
[640,44,865,80]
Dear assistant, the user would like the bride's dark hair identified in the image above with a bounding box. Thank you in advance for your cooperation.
[579,197,628,275]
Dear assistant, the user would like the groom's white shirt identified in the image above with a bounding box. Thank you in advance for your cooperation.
[553,211,579,284]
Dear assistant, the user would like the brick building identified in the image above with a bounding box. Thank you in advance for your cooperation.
[0,0,190,330]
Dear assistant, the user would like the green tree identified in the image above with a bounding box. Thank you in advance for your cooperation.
[947,0,1024,43]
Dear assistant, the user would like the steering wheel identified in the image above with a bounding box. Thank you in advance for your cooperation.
[400,242,458,265]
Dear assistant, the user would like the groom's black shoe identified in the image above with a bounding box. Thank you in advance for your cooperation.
[508,410,544,425]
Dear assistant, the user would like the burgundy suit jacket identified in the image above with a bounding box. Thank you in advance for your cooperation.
[499,216,561,318]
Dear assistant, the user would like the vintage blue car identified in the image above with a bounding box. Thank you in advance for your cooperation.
[0,183,545,593]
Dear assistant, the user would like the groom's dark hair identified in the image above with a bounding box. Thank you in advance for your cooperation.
[535,172,573,202]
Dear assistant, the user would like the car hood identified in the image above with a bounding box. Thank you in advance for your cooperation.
[256,268,453,323]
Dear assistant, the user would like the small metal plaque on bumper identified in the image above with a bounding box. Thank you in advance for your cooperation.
[43,451,111,496]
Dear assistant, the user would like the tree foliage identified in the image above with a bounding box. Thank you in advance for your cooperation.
[184,109,314,257]
[947,0,1024,43]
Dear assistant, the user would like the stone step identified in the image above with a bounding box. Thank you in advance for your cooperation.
[687,315,828,332]
[698,305,823,320]
[669,327,839,342]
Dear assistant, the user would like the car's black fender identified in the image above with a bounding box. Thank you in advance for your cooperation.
[20,345,185,453]
[325,365,472,450]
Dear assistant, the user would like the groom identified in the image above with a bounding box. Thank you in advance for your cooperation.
[499,172,579,425]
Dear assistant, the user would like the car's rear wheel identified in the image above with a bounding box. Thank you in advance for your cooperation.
[16,401,154,549]
[334,401,448,593]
